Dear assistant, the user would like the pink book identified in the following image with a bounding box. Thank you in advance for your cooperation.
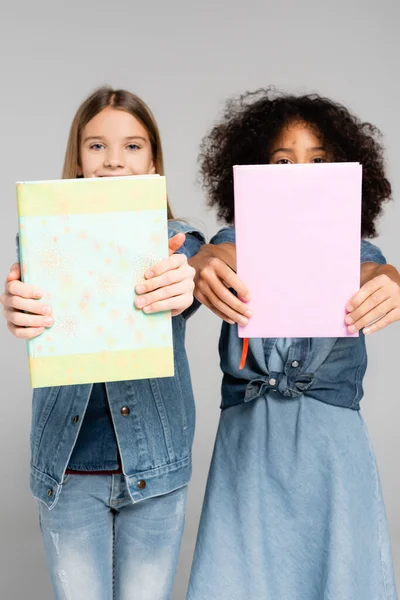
[233,163,362,339]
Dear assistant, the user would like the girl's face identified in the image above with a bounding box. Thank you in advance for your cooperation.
[269,121,330,165]
[78,107,156,178]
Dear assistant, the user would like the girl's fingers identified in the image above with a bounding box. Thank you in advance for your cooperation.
[346,287,390,326]
[140,292,194,316]
[168,233,186,256]
[205,271,252,317]
[200,256,250,302]
[346,297,393,333]
[135,280,192,310]
[5,263,21,282]
[144,253,186,279]
[137,263,194,294]
[363,308,400,335]
[5,295,52,316]
[194,290,235,325]
[7,322,45,340]
[6,279,43,300]
[1,268,52,338]
[3,308,54,329]
[195,281,249,325]
[347,274,391,312]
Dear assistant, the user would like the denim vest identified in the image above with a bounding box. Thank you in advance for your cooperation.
[19,221,205,509]
[211,227,386,412]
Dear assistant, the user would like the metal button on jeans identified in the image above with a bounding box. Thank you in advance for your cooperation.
[137,480,146,490]
[291,360,300,368]
[121,406,130,416]
[268,378,277,386]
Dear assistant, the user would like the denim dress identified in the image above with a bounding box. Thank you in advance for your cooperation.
[187,229,397,600]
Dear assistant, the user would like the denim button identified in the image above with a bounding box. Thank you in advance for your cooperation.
[268,378,277,386]
[291,360,299,368]
[137,480,146,490]
[47,489,53,497]
[121,406,130,416]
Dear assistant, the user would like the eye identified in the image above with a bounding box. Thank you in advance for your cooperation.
[90,143,105,151]
[276,158,292,165]
[312,157,326,164]
[127,144,140,151]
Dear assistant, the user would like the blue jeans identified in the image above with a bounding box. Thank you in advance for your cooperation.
[38,474,187,600]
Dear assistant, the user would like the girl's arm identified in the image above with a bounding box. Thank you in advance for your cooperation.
[190,230,400,335]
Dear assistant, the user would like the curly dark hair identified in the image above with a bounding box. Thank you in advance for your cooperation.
[199,88,391,238]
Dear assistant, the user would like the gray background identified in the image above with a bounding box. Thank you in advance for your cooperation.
[0,1,399,597]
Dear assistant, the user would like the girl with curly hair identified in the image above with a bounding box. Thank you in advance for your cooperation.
[187,88,400,599]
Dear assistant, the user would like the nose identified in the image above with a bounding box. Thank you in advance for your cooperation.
[104,149,124,169]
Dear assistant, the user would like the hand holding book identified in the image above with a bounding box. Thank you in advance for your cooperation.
[135,233,196,317]
[1,233,196,341]
[189,242,251,325]
[1,263,51,339]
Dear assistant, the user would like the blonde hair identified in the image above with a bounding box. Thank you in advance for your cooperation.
[62,86,174,219]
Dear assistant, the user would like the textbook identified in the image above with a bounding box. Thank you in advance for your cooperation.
[233,163,362,339]
[16,175,174,388]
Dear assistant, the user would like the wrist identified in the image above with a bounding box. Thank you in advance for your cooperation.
[376,264,400,284]
[360,262,400,287]
[207,242,236,270]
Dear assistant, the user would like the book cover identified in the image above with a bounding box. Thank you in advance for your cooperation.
[17,175,174,388]
[233,163,362,338]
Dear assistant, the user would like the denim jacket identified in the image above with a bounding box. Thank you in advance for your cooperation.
[211,227,386,412]
[18,220,205,509]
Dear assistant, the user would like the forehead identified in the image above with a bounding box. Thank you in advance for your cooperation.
[272,121,322,148]
[82,107,149,138]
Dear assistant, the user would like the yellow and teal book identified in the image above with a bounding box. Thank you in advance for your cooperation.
[16,175,174,388]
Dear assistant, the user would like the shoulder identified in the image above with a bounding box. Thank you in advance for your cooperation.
[360,239,386,265]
